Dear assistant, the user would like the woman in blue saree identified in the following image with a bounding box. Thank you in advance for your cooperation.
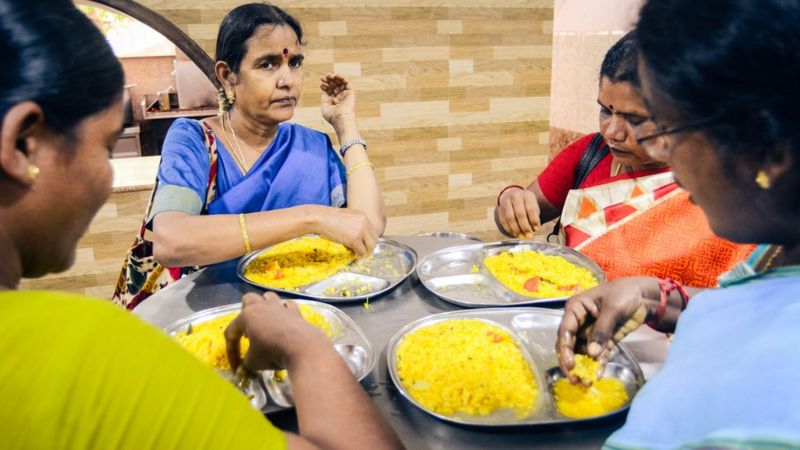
[150,3,385,268]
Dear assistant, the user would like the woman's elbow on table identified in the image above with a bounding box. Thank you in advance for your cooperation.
[150,214,195,267]
[371,209,387,236]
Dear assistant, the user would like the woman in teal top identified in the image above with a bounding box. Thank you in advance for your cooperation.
[0,1,402,449]
[556,0,800,448]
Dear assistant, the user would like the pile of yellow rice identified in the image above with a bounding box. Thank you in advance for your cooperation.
[553,355,629,418]
[396,319,538,418]
[174,304,335,372]
[244,236,354,289]
[483,250,597,298]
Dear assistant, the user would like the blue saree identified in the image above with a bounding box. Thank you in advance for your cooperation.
[150,118,346,220]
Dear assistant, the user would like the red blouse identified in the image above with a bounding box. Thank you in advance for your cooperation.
[537,134,670,209]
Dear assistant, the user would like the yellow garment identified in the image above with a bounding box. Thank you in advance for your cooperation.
[0,291,286,450]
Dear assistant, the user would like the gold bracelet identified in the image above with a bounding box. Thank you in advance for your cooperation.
[238,213,252,253]
[346,162,374,178]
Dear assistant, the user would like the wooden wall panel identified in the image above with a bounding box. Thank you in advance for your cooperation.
[22,1,553,297]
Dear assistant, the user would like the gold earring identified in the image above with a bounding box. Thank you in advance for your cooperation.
[217,90,236,115]
[27,164,40,182]
[217,90,228,115]
[755,170,771,190]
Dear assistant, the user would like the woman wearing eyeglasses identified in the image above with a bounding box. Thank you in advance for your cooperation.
[557,0,800,447]
[494,31,753,289]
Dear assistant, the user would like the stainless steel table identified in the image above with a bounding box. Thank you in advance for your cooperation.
[135,236,669,450]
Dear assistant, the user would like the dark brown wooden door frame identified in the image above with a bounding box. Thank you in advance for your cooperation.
[88,0,220,90]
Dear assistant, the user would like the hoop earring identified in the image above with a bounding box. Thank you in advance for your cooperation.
[755,170,771,190]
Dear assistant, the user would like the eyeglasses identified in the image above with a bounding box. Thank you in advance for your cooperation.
[634,115,724,160]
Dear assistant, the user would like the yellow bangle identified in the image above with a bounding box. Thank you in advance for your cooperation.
[238,213,252,253]
[346,162,374,178]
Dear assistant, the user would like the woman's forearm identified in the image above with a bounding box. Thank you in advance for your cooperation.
[286,344,404,450]
[334,121,386,235]
[151,206,321,267]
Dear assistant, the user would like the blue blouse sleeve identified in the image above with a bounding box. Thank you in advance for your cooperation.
[149,119,210,221]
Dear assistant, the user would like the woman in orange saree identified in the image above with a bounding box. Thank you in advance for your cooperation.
[495,31,752,287]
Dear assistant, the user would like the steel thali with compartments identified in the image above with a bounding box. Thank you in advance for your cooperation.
[386,307,644,427]
[416,240,605,308]
[164,300,376,414]
[236,237,417,302]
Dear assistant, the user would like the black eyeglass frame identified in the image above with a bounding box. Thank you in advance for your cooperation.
[635,115,725,145]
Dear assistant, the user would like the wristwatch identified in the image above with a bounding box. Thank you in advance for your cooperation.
[339,138,367,158]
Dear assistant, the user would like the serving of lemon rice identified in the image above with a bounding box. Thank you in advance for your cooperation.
[243,236,354,289]
[396,319,538,418]
[552,354,629,418]
[483,250,598,298]
[174,304,336,372]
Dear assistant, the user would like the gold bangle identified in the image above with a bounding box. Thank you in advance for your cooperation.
[238,213,252,253]
[346,162,374,178]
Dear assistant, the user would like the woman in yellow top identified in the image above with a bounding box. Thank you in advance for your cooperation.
[0,1,402,449]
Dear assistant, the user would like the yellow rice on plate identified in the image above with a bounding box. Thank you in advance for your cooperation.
[396,319,538,418]
[552,355,629,418]
[243,236,354,289]
[174,304,335,371]
[483,250,598,298]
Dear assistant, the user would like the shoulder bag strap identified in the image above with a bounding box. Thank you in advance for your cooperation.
[573,132,609,189]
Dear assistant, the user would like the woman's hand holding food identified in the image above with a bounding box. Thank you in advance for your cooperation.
[497,187,542,239]
[556,277,665,383]
[225,292,328,372]
[312,206,378,258]
[320,73,356,129]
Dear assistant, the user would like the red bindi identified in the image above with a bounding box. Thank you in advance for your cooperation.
[283,48,289,57]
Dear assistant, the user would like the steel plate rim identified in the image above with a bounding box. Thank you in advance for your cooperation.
[415,240,605,308]
[164,300,377,387]
[385,307,644,427]
[236,237,418,302]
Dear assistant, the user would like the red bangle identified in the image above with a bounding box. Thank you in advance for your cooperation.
[497,184,525,206]
[646,278,688,329]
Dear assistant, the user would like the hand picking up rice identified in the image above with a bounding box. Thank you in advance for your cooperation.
[396,319,538,418]
[553,355,629,418]
[244,236,354,289]
[174,304,336,372]
[483,250,598,298]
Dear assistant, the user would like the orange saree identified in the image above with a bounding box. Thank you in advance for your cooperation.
[560,171,754,287]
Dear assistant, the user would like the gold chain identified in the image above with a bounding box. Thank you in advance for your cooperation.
[221,112,249,174]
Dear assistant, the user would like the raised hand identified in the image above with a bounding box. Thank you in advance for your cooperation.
[320,73,356,128]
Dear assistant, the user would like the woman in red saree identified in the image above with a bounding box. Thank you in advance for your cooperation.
[495,32,752,287]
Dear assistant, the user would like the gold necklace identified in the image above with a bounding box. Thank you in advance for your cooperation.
[612,162,623,177]
[221,112,249,174]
